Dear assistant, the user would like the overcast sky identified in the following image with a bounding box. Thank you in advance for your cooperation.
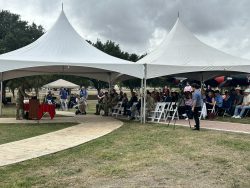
[1,0,250,59]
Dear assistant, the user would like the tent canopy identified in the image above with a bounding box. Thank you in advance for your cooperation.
[43,79,79,89]
[0,10,144,82]
[137,18,250,80]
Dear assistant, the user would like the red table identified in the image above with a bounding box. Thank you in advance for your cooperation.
[24,103,56,120]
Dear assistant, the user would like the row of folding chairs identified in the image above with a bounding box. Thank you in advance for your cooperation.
[112,102,141,120]
[148,102,179,123]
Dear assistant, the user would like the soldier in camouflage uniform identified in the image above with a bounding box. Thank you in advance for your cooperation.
[16,85,30,120]
[104,89,119,116]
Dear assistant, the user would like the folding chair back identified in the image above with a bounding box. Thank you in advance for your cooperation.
[163,102,171,120]
[199,103,207,120]
[165,102,179,121]
[148,102,167,122]
[112,102,123,117]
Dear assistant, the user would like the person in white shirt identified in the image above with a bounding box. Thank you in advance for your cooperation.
[232,88,250,118]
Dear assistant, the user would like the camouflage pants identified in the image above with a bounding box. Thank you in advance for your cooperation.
[104,103,116,115]
[16,103,24,119]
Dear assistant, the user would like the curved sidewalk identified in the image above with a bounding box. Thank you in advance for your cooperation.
[0,114,123,167]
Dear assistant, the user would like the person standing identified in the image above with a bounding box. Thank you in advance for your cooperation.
[80,86,88,99]
[59,87,68,111]
[16,85,30,120]
[191,83,202,131]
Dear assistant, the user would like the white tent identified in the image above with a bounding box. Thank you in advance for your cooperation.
[137,18,250,123]
[137,18,250,81]
[0,9,143,115]
[43,79,79,89]
[0,10,143,82]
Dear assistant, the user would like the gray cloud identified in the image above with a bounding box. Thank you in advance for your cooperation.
[1,0,250,58]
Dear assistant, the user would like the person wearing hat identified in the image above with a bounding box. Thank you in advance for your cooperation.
[232,88,250,118]
[234,86,243,106]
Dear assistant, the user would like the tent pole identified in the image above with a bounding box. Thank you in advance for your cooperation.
[0,73,3,116]
[140,78,143,123]
[108,73,112,92]
[201,72,204,90]
[143,64,147,124]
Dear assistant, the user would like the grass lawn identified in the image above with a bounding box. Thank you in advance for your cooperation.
[0,123,77,145]
[213,116,250,124]
[0,122,249,187]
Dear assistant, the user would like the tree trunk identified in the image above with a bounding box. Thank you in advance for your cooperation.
[129,87,134,94]
[35,87,39,96]
[11,88,15,98]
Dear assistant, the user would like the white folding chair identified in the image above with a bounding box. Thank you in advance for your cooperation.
[112,102,123,117]
[199,103,207,120]
[163,102,171,120]
[148,102,167,123]
[165,102,179,121]
[207,101,216,114]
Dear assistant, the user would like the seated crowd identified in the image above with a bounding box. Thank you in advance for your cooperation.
[94,85,250,120]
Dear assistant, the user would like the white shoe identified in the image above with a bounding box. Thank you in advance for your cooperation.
[232,115,236,118]
[185,118,189,121]
[235,115,241,119]
[182,113,187,117]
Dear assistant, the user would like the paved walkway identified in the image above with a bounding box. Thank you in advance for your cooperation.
[163,119,250,134]
[0,113,123,167]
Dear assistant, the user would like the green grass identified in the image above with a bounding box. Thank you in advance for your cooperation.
[0,122,249,187]
[0,123,77,145]
[1,104,16,118]
[213,116,250,124]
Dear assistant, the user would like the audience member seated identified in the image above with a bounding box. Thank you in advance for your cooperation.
[68,94,77,109]
[44,91,55,104]
[121,93,129,115]
[220,91,232,116]
[118,91,124,101]
[129,99,141,120]
[171,90,179,102]
[104,89,119,116]
[232,86,243,115]
[232,88,250,119]
[95,90,105,115]
[146,90,155,117]
[75,95,87,115]
[154,91,161,102]
[205,91,215,112]
[126,92,138,115]
[214,90,223,114]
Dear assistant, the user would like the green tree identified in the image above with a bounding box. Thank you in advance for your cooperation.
[92,39,146,92]
[0,10,44,101]
[0,10,44,54]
